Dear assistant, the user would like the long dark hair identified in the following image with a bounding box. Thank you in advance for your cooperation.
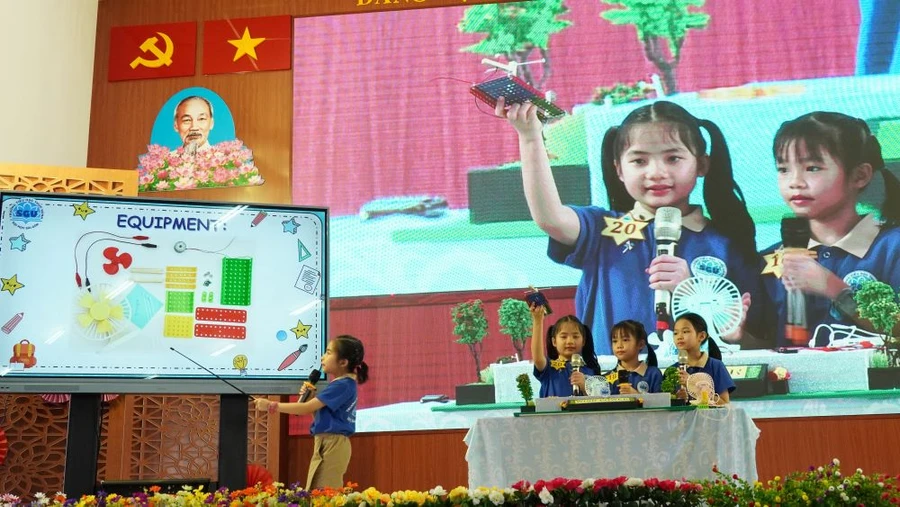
[332,334,369,384]
[773,111,899,227]
[600,101,758,260]
[545,315,602,372]
[610,319,658,367]
[674,313,722,360]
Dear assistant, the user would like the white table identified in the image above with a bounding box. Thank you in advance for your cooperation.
[464,407,759,488]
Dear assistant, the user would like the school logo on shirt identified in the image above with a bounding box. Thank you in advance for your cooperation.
[843,270,876,290]
[601,214,649,245]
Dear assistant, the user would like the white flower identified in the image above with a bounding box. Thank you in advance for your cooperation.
[471,487,488,499]
[841,493,850,501]
[429,486,447,496]
[828,486,835,492]
[818,466,824,472]
[834,471,841,477]
[879,482,885,488]
[538,487,554,505]
[832,458,840,465]
[472,498,481,505]
[488,490,505,505]
[837,484,844,491]
[856,468,863,474]
[582,478,595,489]
[625,477,645,487]
[360,502,368,507]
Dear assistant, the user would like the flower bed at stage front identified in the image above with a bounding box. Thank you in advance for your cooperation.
[2,460,899,506]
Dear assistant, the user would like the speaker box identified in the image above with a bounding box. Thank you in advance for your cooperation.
[98,478,214,495]
[467,164,590,224]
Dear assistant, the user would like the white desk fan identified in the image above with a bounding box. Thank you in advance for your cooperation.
[671,275,743,352]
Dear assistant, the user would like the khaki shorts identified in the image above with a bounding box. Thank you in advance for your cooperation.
[306,433,351,490]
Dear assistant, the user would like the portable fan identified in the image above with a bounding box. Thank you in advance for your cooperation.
[73,284,133,342]
[585,375,610,397]
[686,372,715,399]
[672,276,743,352]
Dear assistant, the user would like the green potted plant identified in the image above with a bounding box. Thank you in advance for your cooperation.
[600,0,710,95]
[451,299,494,405]
[855,280,900,389]
[661,366,687,406]
[516,373,535,413]
[498,298,531,360]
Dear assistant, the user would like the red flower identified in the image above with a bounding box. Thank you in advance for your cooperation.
[512,480,531,491]
[565,479,582,490]
[658,480,677,492]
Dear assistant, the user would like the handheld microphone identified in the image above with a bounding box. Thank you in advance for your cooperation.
[781,216,811,346]
[170,347,250,397]
[653,207,683,335]
[569,354,585,395]
[299,369,322,402]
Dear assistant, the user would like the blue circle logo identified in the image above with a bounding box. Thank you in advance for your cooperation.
[10,198,43,229]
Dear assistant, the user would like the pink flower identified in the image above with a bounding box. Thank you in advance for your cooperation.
[173,176,197,190]
[213,167,230,184]
[247,175,264,186]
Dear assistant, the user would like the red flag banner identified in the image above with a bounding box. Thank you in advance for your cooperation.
[203,16,292,75]
[108,22,197,82]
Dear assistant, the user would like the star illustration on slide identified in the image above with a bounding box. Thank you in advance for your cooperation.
[282,217,300,234]
[1,274,24,296]
[9,234,30,252]
[290,319,311,339]
[73,201,95,220]
[228,27,266,62]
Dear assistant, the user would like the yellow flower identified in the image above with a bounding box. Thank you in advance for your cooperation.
[449,486,469,502]
[775,496,781,502]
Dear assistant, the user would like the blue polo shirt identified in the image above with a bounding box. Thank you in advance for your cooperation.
[310,377,358,436]
[549,203,764,354]
[670,353,736,395]
[534,361,596,398]
[606,363,664,394]
[760,215,900,347]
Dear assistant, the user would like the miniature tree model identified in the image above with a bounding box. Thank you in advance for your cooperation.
[600,0,710,94]
[452,299,489,382]
[498,298,531,359]
[459,1,571,90]
[516,372,535,405]
[855,280,900,367]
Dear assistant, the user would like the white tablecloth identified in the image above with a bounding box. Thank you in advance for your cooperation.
[464,407,759,488]
[491,350,874,403]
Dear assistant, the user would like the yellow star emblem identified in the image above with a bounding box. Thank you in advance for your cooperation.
[761,248,784,278]
[290,319,311,339]
[1,274,24,296]
[762,247,817,278]
[228,27,266,62]
[73,202,95,220]
[550,357,568,371]
[601,215,650,245]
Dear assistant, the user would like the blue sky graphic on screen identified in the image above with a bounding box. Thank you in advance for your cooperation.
[0,192,327,394]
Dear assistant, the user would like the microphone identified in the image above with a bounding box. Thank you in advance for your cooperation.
[170,347,250,397]
[299,369,322,402]
[570,354,585,395]
[781,216,811,346]
[677,349,690,400]
[653,207,683,335]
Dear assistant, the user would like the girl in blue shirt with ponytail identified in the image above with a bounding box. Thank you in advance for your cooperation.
[496,99,763,354]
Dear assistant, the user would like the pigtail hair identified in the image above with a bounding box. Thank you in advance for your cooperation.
[706,337,723,361]
[601,126,634,212]
[355,361,369,384]
[865,133,900,227]
[545,324,559,361]
[580,323,603,373]
[644,343,658,367]
[880,169,900,227]
[699,119,759,261]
